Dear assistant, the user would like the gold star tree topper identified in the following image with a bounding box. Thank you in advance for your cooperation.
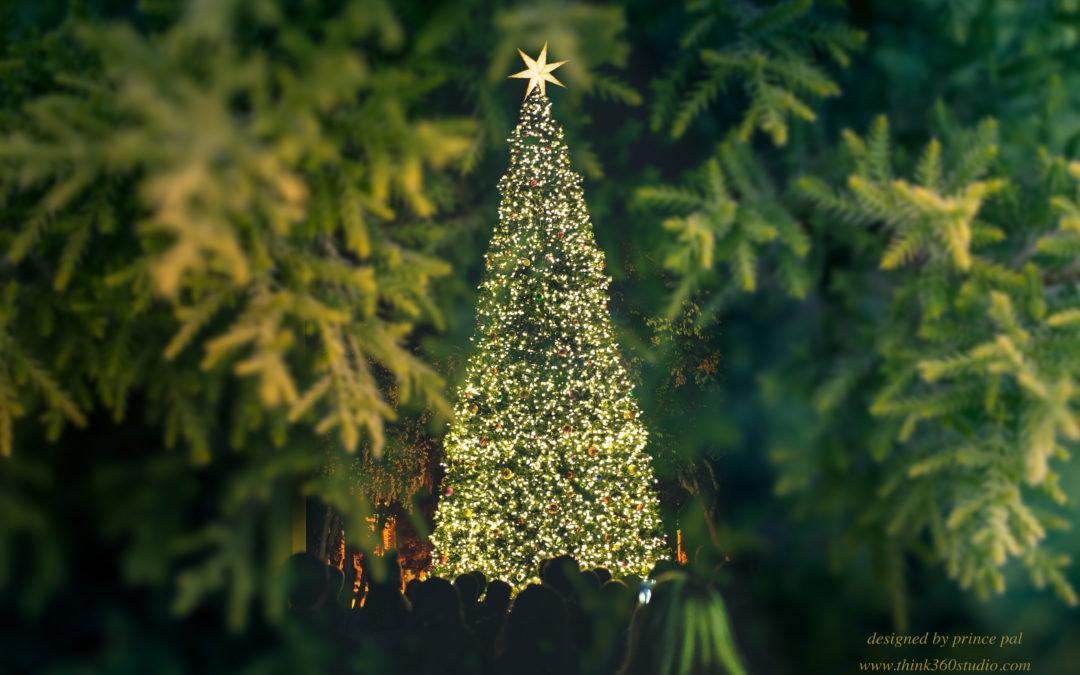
[508,41,567,98]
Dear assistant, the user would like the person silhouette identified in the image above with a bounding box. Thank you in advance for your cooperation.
[495,583,577,675]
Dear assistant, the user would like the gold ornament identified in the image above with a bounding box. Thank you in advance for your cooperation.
[468,404,478,415]
[588,445,598,457]
[508,41,567,98]
[501,468,513,479]
[548,502,559,514]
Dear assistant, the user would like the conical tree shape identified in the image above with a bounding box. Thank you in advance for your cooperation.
[430,89,666,587]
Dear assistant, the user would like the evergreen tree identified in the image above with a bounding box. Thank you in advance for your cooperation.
[430,48,666,587]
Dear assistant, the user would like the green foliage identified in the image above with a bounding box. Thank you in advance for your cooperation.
[799,116,1005,274]
[652,0,864,144]
[0,0,478,635]
[632,0,1080,621]
[635,138,810,317]
[782,117,1079,605]
[0,1,471,461]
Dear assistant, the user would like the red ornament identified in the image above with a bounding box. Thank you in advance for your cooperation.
[479,436,489,447]
[557,231,565,238]
[588,445,599,456]
[530,180,538,187]
[444,486,454,497]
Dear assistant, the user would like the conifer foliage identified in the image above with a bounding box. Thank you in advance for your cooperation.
[430,90,666,587]
[0,0,475,624]
[793,117,1077,604]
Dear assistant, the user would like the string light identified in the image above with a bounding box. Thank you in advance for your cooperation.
[430,54,667,589]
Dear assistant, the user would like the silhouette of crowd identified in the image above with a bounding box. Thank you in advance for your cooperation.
[282,552,745,675]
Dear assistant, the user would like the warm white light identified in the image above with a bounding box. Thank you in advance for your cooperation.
[430,88,667,589]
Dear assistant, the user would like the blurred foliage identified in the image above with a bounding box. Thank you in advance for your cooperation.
[650,0,865,144]
[635,137,810,316]
[2,0,1080,673]
[793,115,1077,605]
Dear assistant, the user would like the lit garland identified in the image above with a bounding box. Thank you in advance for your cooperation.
[430,53,667,588]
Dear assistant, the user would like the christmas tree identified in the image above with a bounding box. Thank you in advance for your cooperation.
[430,44,667,587]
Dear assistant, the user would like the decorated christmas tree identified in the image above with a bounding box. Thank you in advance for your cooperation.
[430,44,667,587]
